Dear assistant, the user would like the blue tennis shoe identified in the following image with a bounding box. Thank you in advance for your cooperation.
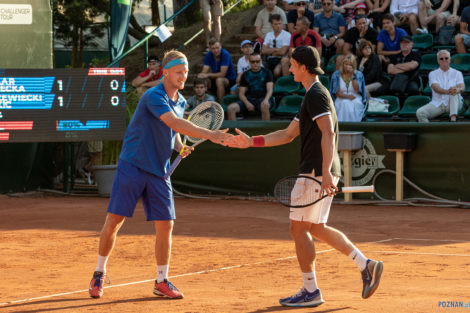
[279,288,324,307]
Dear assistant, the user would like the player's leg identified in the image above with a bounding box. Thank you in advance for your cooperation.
[309,223,383,299]
[143,174,183,299]
[89,160,144,298]
[279,220,324,307]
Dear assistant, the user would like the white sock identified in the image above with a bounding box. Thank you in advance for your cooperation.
[302,270,318,293]
[95,254,109,273]
[157,265,169,283]
[349,248,368,271]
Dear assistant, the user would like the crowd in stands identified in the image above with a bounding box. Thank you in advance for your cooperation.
[135,0,470,122]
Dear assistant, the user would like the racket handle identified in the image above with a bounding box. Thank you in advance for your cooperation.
[341,185,375,193]
[164,155,183,179]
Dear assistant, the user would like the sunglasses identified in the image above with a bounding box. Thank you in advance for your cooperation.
[250,60,261,64]
[273,39,277,48]
[296,2,306,6]
[439,57,449,60]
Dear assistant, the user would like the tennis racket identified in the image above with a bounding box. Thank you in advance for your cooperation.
[164,101,224,179]
[274,175,374,208]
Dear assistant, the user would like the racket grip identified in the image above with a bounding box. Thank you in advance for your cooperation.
[341,185,375,193]
[164,155,183,179]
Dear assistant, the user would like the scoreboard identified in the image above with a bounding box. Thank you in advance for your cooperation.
[0,68,126,143]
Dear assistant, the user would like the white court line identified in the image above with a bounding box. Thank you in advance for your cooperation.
[392,237,469,243]
[367,250,470,257]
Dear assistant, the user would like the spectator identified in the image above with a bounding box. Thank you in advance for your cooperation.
[186,78,217,111]
[230,40,255,95]
[197,39,237,101]
[287,0,316,33]
[281,16,322,75]
[416,50,465,122]
[386,35,421,94]
[227,53,274,121]
[348,3,372,29]
[390,0,420,34]
[255,0,288,45]
[357,40,383,97]
[309,0,325,13]
[200,0,223,53]
[262,14,292,78]
[131,55,163,97]
[314,0,346,55]
[366,0,391,30]
[377,14,407,60]
[330,54,367,121]
[343,14,379,54]
[417,0,452,33]
[334,0,366,26]
[455,6,470,53]
[283,0,296,12]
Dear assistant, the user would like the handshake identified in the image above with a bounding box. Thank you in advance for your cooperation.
[208,128,256,149]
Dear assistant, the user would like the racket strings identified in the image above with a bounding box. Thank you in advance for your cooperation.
[187,103,224,143]
[274,177,323,207]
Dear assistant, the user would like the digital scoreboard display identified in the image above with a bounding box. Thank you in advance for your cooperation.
[0,68,126,142]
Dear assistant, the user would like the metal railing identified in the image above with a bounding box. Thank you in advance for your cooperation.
[106,0,196,68]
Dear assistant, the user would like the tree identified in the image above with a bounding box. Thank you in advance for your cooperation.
[53,0,109,68]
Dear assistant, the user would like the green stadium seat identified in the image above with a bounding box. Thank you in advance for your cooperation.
[451,54,470,72]
[419,54,439,72]
[273,75,300,94]
[464,76,470,94]
[319,75,330,89]
[398,95,431,117]
[365,95,400,117]
[274,95,303,115]
[325,54,339,74]
[220,94,239,111]
[412,34,433,50]
[423,82,432,94]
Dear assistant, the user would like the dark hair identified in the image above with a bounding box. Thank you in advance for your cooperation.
[354,14,367,22]
[269,13,282,23]
[297,16,311,28]
[250,52,261,58]
[208,38,220,47]
[382,13,394,23]
[193,78,207,87]
[356,39,375,58]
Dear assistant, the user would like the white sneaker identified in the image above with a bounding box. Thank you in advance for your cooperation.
[416,28,428,34]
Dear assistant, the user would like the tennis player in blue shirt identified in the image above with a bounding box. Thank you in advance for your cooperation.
[88,50,232,300]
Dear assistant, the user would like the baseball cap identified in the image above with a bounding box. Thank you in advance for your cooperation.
[291,46,324,75]
[400,35,413,43]
[148,55,160,63]
[240,40,253,48]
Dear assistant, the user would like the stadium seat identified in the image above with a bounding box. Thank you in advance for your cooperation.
[451,54,470,72]
[398,95,431,117]
[319,75,330,89]
[220,94,239,111]
[274,95,303,115]
[419,54,439,72]
[365,95,400,117]
[325,54,339,74]
[464,76,470,94]
[273,75,300,94]
[423,82,432,94]
[412,34,433,50]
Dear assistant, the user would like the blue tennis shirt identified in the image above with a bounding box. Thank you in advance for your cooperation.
[119,83,186,177]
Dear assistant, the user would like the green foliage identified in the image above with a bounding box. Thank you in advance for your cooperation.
[224,0,260,12]
[101,88,140,164]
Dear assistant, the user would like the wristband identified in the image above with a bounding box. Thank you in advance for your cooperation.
[252,135,265,147]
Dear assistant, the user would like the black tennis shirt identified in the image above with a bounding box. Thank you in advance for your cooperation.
[295,81,341,177]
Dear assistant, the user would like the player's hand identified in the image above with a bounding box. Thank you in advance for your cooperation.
[209,128,232,146]
[320,171,338,197]
[224,128,252,149]
[179,145,194,158]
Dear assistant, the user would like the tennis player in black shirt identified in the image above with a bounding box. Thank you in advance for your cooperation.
[226,46,383,308]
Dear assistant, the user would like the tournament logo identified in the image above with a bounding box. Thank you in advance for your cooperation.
[340,136,385,186]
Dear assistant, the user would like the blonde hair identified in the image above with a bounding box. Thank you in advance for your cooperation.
[161,50,187,68]
[340,54,357,75]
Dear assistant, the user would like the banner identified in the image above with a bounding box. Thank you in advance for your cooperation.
[110,0,133,64]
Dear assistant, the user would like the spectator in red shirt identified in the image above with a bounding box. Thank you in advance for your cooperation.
[132,55,163,97]
[281,16,322,75]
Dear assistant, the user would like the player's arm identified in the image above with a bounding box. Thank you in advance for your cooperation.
[225,119,300,149]
[160,111,232,145]
[316,114,339,196]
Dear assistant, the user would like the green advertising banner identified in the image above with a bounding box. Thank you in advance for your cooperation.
[172,121,470,202]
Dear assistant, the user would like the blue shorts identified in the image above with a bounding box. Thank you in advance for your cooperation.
[107,160,175,221]
[237,96,273,113]
[462,34,470,47]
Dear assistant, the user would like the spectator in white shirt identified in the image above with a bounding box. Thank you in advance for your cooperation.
[255,0,288,45]
[390,0,420,34]
[262,14,292,78]
[416,50,465,122]
[230,40,255,94]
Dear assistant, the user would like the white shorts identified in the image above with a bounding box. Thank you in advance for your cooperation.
[289,174,340,224]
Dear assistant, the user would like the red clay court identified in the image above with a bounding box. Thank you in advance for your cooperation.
[0,195,469,313]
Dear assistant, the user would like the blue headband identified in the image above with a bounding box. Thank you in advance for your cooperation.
[163,58,188,69]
